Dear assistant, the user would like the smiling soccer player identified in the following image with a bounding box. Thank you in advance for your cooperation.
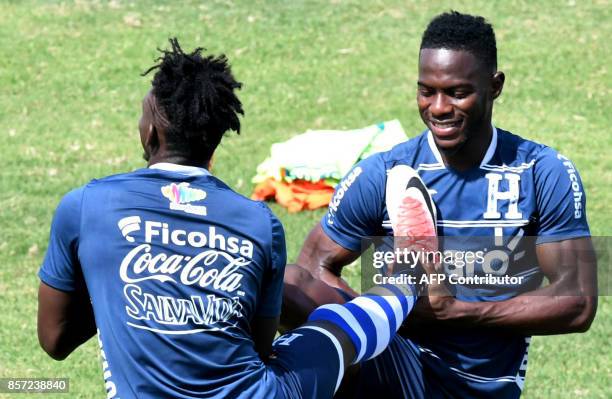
[283,11,598,399]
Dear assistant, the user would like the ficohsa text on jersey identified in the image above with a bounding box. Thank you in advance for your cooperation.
[143,220,254,258]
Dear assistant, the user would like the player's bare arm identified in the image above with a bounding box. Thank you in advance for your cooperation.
[408,237,597,335]
[37,283,96,360]
[295,224,360,295]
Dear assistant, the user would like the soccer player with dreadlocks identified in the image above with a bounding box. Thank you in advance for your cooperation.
[36,38,435,398]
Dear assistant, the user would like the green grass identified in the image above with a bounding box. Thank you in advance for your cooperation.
[0,1,610,398]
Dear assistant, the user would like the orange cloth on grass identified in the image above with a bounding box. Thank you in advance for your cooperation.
[252,178,335,213]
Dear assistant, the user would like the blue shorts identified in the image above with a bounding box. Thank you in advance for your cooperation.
[332,289,523,399]
[342,334,522,399]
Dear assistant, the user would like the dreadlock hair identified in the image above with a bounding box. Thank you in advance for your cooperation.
[420,11,497,72]
[142,38,243,162]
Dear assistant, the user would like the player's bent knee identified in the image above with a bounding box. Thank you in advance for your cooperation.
[281,265,319,331]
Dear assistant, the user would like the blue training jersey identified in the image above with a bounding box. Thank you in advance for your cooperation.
[39,163,287,399]
[322,127,590,393]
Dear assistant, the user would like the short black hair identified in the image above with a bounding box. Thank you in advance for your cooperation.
[143,38,243,161]
[420,11,497,71]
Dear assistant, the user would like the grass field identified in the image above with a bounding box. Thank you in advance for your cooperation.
[0,0,610,398]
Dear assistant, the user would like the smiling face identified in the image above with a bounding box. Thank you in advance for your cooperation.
[417,48,502,155]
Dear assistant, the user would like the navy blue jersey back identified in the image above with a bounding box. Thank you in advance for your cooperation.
[40,164,286,398]
[322,127,590,391]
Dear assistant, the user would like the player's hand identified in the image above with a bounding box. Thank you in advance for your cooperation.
[418,260,455,315]
[402,294,457,330]
[417,291,456,319]
[400,260,456,331]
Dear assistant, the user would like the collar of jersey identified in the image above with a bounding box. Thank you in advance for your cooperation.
[426,124,498,168]
[149,162,211,176]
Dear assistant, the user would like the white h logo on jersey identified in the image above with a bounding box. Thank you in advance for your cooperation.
[483,173,522,219]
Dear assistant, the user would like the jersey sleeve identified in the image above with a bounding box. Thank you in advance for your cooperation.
[38,187,84,292]
[256,207,287,317]
[534,148,590,244]
[321,154,386,252]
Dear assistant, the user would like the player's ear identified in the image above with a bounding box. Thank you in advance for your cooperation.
[491,71,505,100]
[144,123,160,156]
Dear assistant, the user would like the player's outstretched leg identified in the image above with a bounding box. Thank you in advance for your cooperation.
[271,166,437,398]
[307,282,417,363]
[270,282,417,398]
[304,165,438,368]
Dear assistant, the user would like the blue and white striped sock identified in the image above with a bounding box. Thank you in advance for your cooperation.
[307,283,416,364]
